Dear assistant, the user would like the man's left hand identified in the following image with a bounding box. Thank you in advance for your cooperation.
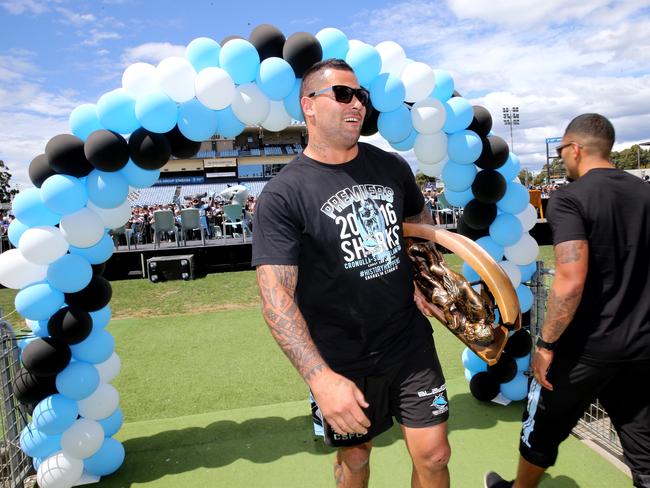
[532,347,554,391]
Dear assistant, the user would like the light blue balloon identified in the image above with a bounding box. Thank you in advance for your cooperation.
[443,97,473,134]
[69,232,114,265]
[8,218,30,247]
[33,394,79,435]
[497,182,529,214]
[283,78,304,122]
[177,99,219,142]
[97,408,124,437]
[47,254,93,293]
[186,37,221,71]
[443,187,473,207]
[70,329,115,364]
[497,152,521,182]
[489,213,523,247]
[519,261,537,282]
[215,106,245,138]
[86,170,129,209]
[12,188,61,227]
[219,39,260,85]
[431,69,454,102]
[15,282,64,321]
[96,88,139,134]
[90,305,112,329]
[462,347,487,373]
[441,160,476,192]
[345,43,381,86]
[316,27,349,60]
[29,319,49,338]
[516,283,534,313]
[84,437,125,477]
[33,457,43,472]
[476,236,504,261]
[119,159,160,188]
[135,91,178,134]
[447,130,482,164]
[515,354,530,372]
[462,262,480,283]
[256,57,295,101]
[500,372,528,401]
[19,423,61,459]
[378,105,412,143]
[369,73,405,113]
[69,103,103,141]
[56,361,100,400]
[40,174,87,215]
[389,129,417,151]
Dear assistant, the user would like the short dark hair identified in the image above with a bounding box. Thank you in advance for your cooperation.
[564,113,615,158]
[300,58,355,99]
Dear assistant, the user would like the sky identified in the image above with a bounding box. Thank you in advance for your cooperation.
[2,0,650,190]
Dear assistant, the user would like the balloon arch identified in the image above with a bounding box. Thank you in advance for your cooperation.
[0,24,539,487]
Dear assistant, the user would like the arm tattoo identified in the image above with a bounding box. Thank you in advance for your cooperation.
[541,287,583,342]
[555,240,586,264]
[404,206,435,225]
[256,265,326,382]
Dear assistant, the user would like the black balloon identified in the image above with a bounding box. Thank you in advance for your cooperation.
[92,263,106,276]
[462,200,497,230]
[467,106,492,138]
[45,134,94,177]
[361,101,379,136]
[250,24,285,61]
[456,217,489,241]
[469,371,500,402]
[164,126,201,159]
[220,35,244,46]
[21,338,71,377]
[487,355,518,383]
[129,128,171,170]
[475,135,509,170]
[472,170,506,204]
[84,130,129,172]
[283,32,323,78]
[28,153,57,188]
[12,368,57,405]
[65,275,112,312]
[48,307,93,345]
[505,329,533,358]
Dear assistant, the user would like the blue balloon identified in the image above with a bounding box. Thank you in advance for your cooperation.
[345,43,381,86]
[497,153,521,182]
[316,27,349,60]
[256,57,295,101]
[33,457,43,472]
[447,130,482,164]
[186,37,221,71]
[19,423,61,459]
[119,159,160,188]
[219,39,260,85]
[462,347,487,373]
[56,361,100,400]
[443,97,473,134]
[33,394,79,435]
[389,129,417,151]
[28,319,49,338]
[11,188,61,227]
[69,103,103,141]
[70,329,115,364]
[177,99,219,142]
[40,174,87,215]
[283,78,304,122]
[369,73,405,113]
[8,218,30,247]
[516,284,534,313]
[462,262,480,283]
[69,232,114,265]
[443,187,473,207]
[96,88,139,134]
[378,105,412,143]
[85,170,129,209]
[15,282,64,321]
[214,106,245,138]
[497,182,529,214]
[431,69,454,102]
[515,354,530,372]
[489,213,523,247]
[476,236,504,261]
[519,261,537,282]
[97,408,124,437]
[84,438,125,476]
[135,91,178,134]
[441,160,476,192]
[47,253,93,293]
[90,305,112,329]
[500,372,528,401]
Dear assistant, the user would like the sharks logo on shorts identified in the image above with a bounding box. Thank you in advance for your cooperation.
[430,394,449,416]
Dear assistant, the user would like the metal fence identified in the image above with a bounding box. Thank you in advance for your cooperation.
[529,261,623,456]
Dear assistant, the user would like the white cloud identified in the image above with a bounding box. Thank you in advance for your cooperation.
[82,29,121,46]
[0,0,48,15]
[121,42,186,65]
[55,7,96,26]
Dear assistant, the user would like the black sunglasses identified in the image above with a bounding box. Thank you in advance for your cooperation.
[308,85,370,106]
[556,141,583,158]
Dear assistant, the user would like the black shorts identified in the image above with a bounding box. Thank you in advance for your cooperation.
[519,354,650,487]
[313,334,449,447]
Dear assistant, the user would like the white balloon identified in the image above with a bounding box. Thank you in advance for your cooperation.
[231,83,270,126]
[95,353,121,383]
[375,41,406,76]
[516,204,537,232]
[61,418,104,459]
[122,62,159,98]
[59,208,104,248]
[261,100,292,132]
[401,62,436,103]
[418,158,447,178]
[19,226,69,265]
[157,57,197,103]
[411,98,447,135]
[500,260,522,288]
[0,249,48,290]
[86,200,131,229]
[413,131,448,164]
[195,67,236,110]
[348,39,366,50]
[37,451,84,488]
[77,383,119,420]
[505,233,540,265]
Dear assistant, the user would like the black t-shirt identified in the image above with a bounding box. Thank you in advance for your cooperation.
[547,168,650,364]
[252,142,431,375]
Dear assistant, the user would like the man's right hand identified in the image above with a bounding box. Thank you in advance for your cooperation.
[309,369,371,436]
